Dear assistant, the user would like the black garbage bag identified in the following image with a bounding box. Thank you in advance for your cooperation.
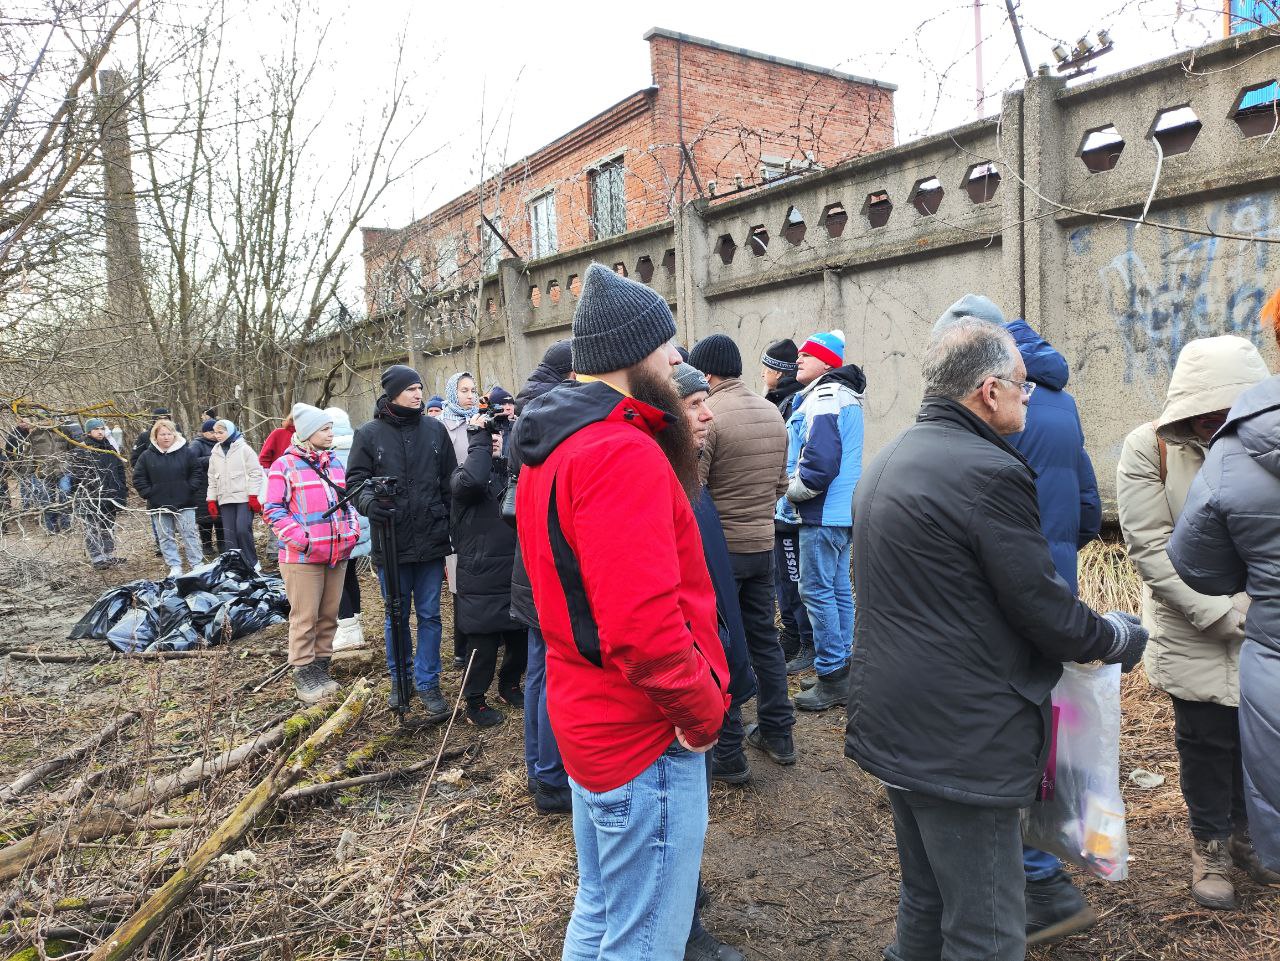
[69,580,166,641]
[173,551,259,597]
[152,595,193,638]
[204,596,287,642]
[147,621,202,652]
[183,591,223,628]
[106,609,155,653]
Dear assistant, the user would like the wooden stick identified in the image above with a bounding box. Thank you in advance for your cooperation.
[8,649,219,664]
[278,746,471,803]
[0,711,140,802]
[85,680,371,961]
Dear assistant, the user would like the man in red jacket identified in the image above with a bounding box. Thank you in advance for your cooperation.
[513,263,730,960]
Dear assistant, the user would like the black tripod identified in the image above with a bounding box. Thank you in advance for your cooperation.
[324,475,414,725]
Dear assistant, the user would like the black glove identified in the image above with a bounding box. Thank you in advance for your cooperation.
[366,500,396,523]
[1101,611,1148,673]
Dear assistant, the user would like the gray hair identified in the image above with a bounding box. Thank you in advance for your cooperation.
[923,318,1020,400]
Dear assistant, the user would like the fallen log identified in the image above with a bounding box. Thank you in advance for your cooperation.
[85,680,372,961]
[7,650,220,664]
[0,702,331,882]
[0,712,140,802]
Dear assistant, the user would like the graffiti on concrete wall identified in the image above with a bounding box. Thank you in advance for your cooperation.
[1085,194,1278,381]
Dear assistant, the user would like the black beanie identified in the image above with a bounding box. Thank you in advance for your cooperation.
[689,333,743,378]
[541,340,573,378]
[381,364,423,400]
[762,338,799,373]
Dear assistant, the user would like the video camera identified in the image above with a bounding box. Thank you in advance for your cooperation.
[369,475,398,502]
[475,396,511,435]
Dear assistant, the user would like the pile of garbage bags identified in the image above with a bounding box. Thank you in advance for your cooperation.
[68,552,290,653]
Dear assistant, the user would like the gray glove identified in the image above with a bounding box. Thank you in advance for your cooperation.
[786,473,821,504]
[1101,611,1148,673]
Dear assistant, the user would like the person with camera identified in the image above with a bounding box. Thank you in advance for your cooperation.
[451,405,527,726]
[347,365,457,718]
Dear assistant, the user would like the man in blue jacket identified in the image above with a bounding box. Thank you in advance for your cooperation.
[935,295,1102,945]
[781,329,866,712]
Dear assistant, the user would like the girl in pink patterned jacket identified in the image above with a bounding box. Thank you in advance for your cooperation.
[265,403,361,704]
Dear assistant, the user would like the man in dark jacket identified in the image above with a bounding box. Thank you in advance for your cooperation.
[513,264,729,959]
[347,365,457,719]
[845,315,1148,961]
[71,418,128,568]
[451,418,526,727]
[1172,373,1280,875]
[514,339,573,412]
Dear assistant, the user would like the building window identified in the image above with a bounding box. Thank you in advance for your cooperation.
[528,192,558,258]
[436,237,459,287]
[483,215,503,274]
[403,257,421,293]
[590,161,626,240]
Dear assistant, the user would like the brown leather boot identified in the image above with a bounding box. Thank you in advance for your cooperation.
[1229,830,1280,886]
[1191,839,1237,909]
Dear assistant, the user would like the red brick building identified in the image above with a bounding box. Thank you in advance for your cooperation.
[362,28,896,317]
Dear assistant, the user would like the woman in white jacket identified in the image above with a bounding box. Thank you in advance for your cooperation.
[207,419,264,569]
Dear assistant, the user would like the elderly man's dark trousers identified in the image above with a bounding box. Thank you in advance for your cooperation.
[884,787,1026,961]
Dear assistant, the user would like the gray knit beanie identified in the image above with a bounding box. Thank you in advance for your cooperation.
[931,294,1006,338]
[571,263,677,374]
[689,333,742,378]
[291,403,332,444]
[673,362,710,399]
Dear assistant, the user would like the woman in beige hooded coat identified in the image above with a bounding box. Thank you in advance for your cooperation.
[1117,334,1275,910]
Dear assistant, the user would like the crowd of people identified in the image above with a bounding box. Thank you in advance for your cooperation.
[4,260,1279,960]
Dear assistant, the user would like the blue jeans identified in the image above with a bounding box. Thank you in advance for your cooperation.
[1023,846,1061,881]
[376,559,444,692]
[563,743,708,961]
[798,525,854,676]
[524,628,566,788]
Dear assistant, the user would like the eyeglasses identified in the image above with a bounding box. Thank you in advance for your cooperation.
[994,376,1036,398]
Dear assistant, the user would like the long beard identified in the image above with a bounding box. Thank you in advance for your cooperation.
[629,364,700,503]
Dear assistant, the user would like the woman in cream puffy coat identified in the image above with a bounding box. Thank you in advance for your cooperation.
[207,419,264,569]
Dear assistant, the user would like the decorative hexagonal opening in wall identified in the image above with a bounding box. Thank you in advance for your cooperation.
[963,162,1001,204]
[1232,80,1280,138]
[661,248,676,275]
[636,255,655,283]
[823,202,849,237]
[715,234,738,265]
[910,176,944,217]
[568,274,581,297]
[1078,125,1125,173]
[1148,105,1201,155]
[781,206,807,245]
[612,262,627,277]
[529,284,541,308]
[862,190,893,229]
[748,225,770,256]
[547,280,561,305]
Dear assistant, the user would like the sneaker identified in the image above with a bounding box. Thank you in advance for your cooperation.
[1191,838,1237,910]
[465,699,504,728]
[1025,871,1097,945]
[417,686,451,722]
[745,722,798,765]
[313,661,341,696]
[711,749,751,785]
[92,559,111,571]
[293,663,330,705]
[332,615,366,651]
[498,685,524,709]
[1229,829,1280,885]
[793,664,849,712]
[785,644,815,675]
[533,779,572,815]
[684,928,745,961]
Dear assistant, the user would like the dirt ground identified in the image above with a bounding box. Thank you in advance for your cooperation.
[1,515,1279,960]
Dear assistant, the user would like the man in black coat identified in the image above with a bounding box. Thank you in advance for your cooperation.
[844,316,1148,961]
[346,365,457,719]
[71,418,128,568]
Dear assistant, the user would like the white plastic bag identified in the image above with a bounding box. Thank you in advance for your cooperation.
[1022,662,1129,880]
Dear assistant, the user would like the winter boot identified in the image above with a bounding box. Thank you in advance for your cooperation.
[1229,829,1280,885]
[711,749,751,785]
[785,643,815,675]
[1025,871,1097,945]
[534,779,572,815]
[794,664,849,711]
[293,663,330,705]
[684,928,745,961]
[745,722,798,765]
[1191,838,1237,909]
[417,686,451,723]
[465,697,504,728]
[332,614,366,651]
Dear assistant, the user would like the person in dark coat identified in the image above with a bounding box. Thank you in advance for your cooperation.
[845,315,1148,961]
[451,418,527,727]
[1172,372,1280,877]
[132,419,204,575]
[346,364,457,719]
[514,339,573,412]
[71,418,128,568]
[192,420,224,556]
